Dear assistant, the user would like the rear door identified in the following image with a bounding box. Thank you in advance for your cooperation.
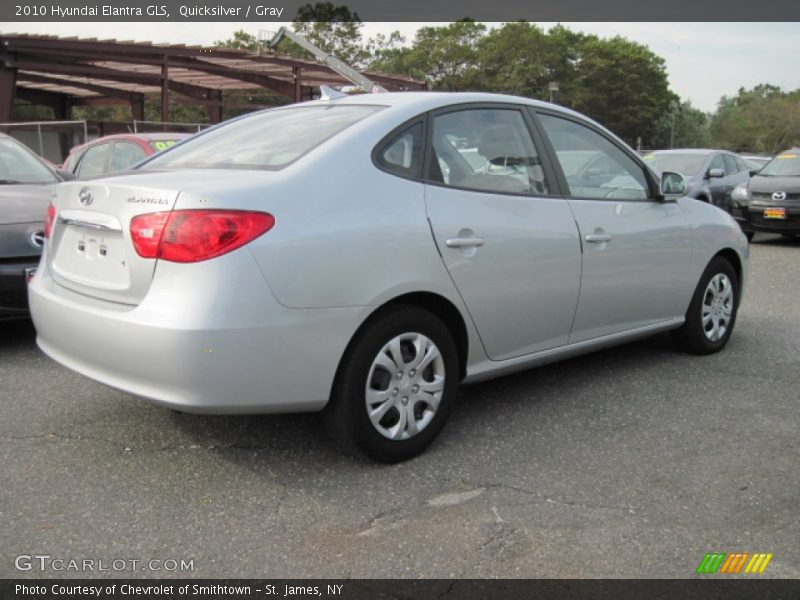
[534,110,691,343]
[423,105,582,360]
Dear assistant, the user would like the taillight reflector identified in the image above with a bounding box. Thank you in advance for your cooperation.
[44,203,56,239]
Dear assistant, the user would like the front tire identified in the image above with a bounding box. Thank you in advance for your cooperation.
[324,306,460,463]
[672,257,739,355]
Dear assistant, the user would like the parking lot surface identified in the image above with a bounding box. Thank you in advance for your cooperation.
[1,235,798,579]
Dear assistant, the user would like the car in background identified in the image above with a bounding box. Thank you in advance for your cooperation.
[62,133,190,179]
[731,148,800,239]
[29,92,748,462]
[740,154,771,174]
[0,133,68,319]
[643,149,751,212]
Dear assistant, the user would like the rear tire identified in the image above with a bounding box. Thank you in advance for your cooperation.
[323,306,460,463]
[672,257,739,355]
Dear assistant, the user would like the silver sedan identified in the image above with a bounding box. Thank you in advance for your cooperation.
[29,92,748,462]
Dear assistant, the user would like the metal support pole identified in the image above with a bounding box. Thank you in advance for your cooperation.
[161,58,169,129]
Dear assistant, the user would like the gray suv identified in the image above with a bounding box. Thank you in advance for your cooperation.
[643,149,751,212]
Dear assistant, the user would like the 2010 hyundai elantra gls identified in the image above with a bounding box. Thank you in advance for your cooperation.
[29,92,748,462]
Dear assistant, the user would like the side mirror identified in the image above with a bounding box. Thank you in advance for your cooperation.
[748,168,760,177]
[661,171,686,196]
[56,169,75,181]
[707,168,725,179]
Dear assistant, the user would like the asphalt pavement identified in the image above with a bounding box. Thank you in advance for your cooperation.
[1,234,798,579]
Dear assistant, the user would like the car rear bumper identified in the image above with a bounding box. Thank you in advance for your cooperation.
[28,250,365,414]
[0,257,39,317]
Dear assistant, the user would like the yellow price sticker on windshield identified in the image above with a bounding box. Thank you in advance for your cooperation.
[777,154,797,159]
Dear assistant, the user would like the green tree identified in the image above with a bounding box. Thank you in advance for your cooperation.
[289,2,368,66]
[710,85,800,153]
[570,36,671,146]
[369,20,486,90]
[651,96,711,149]
[214,29,258,51]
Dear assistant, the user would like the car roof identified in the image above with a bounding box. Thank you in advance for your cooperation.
[68,132,190,154]
[271,91,630,148]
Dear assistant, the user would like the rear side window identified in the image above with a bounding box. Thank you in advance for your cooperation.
[428,108,550,195]
[146,105,383,171]
[376,122,423,178]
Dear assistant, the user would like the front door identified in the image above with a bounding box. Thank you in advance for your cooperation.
[535,111,692,343]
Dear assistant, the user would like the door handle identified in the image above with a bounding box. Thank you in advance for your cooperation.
[446,237,485,248]
[585,233,613,243]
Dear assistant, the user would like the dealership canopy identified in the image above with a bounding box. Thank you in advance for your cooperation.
[0,33,427,122]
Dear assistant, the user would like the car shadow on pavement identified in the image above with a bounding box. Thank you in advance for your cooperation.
[0,318,36,351]
[167,332,679,471]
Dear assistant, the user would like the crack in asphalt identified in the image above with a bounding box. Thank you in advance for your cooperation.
[473,481,638,515]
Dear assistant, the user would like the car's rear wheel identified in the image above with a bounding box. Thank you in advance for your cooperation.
[672,256,739,355]
[324,306,459,462]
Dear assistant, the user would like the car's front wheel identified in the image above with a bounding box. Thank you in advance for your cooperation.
[672,257,739,355]
[324,306,460,462]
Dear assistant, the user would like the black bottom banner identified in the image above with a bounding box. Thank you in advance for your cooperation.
[3,579,800,600]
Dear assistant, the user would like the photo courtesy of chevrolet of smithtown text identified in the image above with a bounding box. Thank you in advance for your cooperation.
[1,0,799,598]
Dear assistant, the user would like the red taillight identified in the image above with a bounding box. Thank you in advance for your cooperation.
[44,203,56,239]
[130,210,275,263]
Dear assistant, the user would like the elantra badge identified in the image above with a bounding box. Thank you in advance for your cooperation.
[772,191,786,201]
[79,187,94,206]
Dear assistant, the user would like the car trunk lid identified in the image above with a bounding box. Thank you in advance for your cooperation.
[47,171,219,305]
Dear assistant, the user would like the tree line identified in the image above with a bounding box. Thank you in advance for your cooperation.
[13,2,800,154]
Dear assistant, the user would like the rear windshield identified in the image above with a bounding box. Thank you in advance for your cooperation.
[759,152,800,177]
[145,105,383,170]
[0,138,57,184]
[148,139,184,152]
[643,153,707,176]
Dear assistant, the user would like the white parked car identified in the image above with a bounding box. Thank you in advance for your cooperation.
[29,92,748,461]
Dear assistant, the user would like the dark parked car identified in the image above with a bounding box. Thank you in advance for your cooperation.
[63,133,189,178]
[0,134,66,319]
[731,148,800,239]
[643,149,751,212]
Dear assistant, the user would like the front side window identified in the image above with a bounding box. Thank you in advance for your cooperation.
[428,108,549,195]
[77,143,110,178]
[538,114,648,200]
[708,154,725,174]
[146,105,383,171]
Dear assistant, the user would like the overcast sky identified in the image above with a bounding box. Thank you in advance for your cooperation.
[5,21,800,112]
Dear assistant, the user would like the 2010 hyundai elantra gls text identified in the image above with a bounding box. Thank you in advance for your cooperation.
[29,91,748,462]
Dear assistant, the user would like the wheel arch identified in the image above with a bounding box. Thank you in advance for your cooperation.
[335,292,470,389]
[712,248,743,299]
